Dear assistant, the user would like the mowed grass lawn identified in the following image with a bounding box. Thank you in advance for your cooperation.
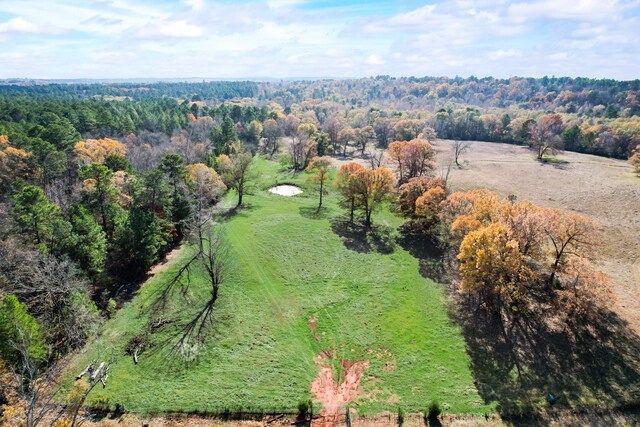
[64,157,491,415]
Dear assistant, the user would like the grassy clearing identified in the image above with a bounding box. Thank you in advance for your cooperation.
[64,157,490,416]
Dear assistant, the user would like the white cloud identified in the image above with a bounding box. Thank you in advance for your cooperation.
[182,0,205,11]
[0,0,637,79]
[0,16,44,33]
[387,4,437,27]
[508,0,629,22]
[267,0,307,9]
[136,20,205,38]
[488,49,519,60]
[365,54,385,65]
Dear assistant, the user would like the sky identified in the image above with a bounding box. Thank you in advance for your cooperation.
[0,0,638,80]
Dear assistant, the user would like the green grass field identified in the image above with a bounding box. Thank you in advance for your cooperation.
[64,157,492,416]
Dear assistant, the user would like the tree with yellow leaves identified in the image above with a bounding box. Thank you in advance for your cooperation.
[305,156,333,210]
[349,167,395,227]
[74,138,126,166]
[335,162,365,222]
[0,135,33,192]
[457,222,537,312]
[439,190,613,320]
[438,189,506,241]
[216,152,253,207]
[187,163,226,204]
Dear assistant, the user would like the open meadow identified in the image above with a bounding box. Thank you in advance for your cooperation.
[63,157,491,418]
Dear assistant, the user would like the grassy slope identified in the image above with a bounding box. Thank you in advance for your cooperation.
[64,158,491,415]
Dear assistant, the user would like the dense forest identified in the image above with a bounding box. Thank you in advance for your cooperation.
[0,77,639,425]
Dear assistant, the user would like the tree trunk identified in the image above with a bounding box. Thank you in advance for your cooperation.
[318,179,323,210]
[364,200,371,228]
[349,197,355,222]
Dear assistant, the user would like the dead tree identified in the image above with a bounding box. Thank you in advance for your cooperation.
[10,333,64,427]
[152,197,229,360]
[9,329,112,427]
[173,226,228,357]
[68,358,113,426]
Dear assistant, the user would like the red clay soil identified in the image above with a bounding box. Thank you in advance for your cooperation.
[311,351,369,427]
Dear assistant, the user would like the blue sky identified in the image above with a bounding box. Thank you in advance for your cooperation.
[0,0,638,80]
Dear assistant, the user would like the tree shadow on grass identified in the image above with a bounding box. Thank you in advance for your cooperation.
[330,217,395,254]
[396,225,451,282]
[453,300,640,421]
[299,206,331,219]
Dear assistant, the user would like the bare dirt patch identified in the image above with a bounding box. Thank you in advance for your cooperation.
[434,139,640,332]
[311,350,369,427]
[148,245,185,277]
[268,184,303,196]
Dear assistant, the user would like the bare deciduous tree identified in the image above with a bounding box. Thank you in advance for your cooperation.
[367,149,385,169]
[453,140,471,167]
[0,242,99,352]
[7,328,111,427]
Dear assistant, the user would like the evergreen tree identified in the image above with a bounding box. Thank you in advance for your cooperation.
[0,295,48,367]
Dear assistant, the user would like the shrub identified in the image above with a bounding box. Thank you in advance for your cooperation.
[297,398,312,417]
[426,400,441,421]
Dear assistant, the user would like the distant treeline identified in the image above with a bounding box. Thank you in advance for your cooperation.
[262,76,640,116]
[1,76,639,116]
[0,80,259,101]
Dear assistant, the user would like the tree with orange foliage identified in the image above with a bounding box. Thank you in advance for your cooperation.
[415,186,446,223]
[305,156,333,210]
[0,135,33,192]
[335,162,365,222]
[386,141,407,181]
[556,258,615,321]
[438,189,505,241]
[74,138,126,166]
[439,190,613,320]
[396,176,446,218]
[349,167,395,227]
[540,208,596,284]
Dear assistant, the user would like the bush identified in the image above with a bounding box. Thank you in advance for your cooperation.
[426,400,441,421]
[278,154,292,170]
[90,395,112,412]
[297,398,312,416]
